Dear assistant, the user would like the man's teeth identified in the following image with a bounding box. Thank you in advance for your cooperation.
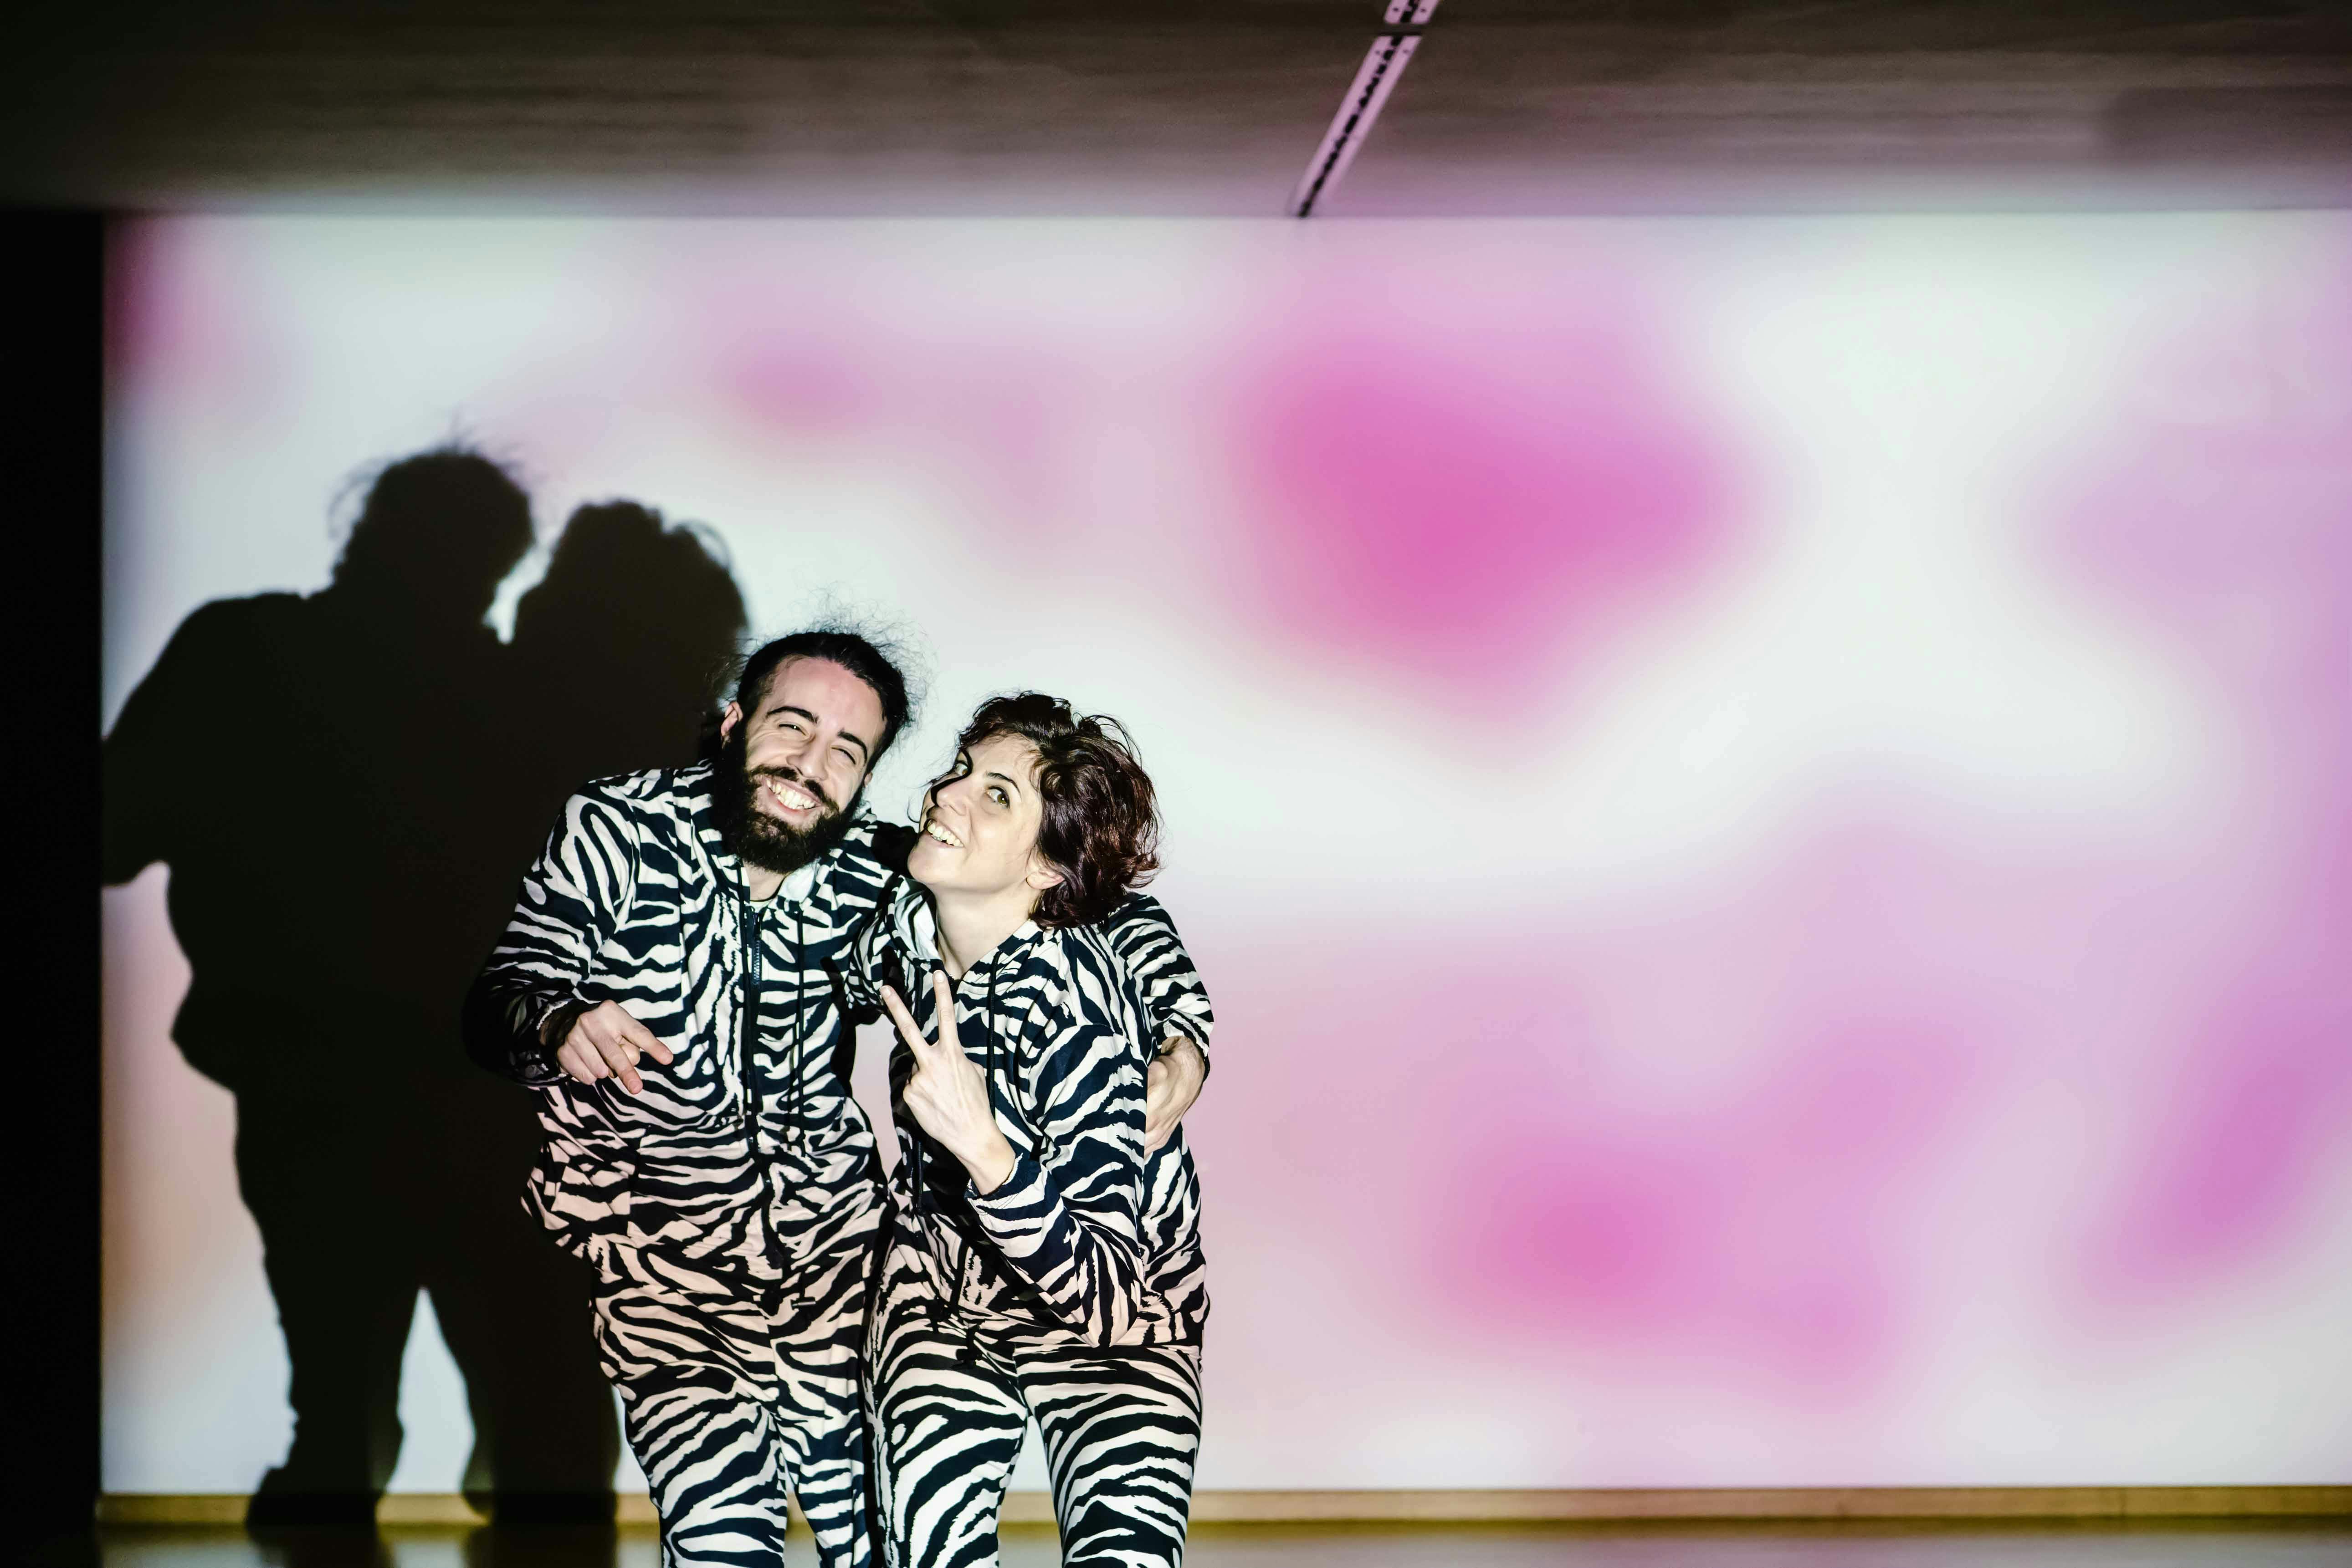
[767,779,819,811]
[925,820,964,848]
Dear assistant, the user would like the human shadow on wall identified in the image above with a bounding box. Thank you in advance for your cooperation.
[461,500,747,1568]
[102,451,747,1544]
[507,498,750,807]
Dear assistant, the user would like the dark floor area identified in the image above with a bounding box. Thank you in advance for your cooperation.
[48,1521,2352,1568]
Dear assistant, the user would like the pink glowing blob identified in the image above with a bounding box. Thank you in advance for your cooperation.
[1435,972,1981,1390]
[107,221,279,416]
[1225,275,1737,697]
[723,343,877,433]
[710,322,1084,534]
[1196,815,2038,1406]
[2035,249,2352,1306]
[2100,995,2352,1294]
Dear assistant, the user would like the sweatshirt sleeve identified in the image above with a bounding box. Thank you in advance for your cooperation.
[1101,892,1215,1068]
[964,1007,1152,1347]
[842,870,926,1016]
[462,789,642,1086]
[822,820,914,1015]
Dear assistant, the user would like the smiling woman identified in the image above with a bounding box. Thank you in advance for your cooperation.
[854,693,1212,1568]
[912,695,1162,935]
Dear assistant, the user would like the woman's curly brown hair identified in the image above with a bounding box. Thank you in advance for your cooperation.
[933,692,1160,927]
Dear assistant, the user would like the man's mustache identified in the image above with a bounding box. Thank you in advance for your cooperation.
[748,765,838,816]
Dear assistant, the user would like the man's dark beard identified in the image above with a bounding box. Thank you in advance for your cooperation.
[710,724,861,877]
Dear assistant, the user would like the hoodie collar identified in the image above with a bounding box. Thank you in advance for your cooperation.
[893,884,1042,978]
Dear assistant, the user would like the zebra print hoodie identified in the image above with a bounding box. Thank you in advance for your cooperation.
[465,763,1212,1283]
[855,877,1212,1351]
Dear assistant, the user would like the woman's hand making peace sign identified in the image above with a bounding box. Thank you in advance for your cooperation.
[881,970,1020,1196]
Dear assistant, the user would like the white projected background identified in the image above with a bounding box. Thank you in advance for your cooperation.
[102,215,2352,1496]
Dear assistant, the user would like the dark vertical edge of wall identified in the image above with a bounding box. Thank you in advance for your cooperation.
[9,209,104,1547]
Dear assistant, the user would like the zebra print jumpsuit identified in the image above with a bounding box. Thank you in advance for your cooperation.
[466,765,1211,1568]
[851,880,1212,1568]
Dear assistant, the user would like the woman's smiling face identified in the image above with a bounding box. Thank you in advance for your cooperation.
[909,730,1056,908]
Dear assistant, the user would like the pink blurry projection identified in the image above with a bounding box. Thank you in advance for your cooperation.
[106,223,282,421]
[716,327,1095,543]
[100,217,2352,1491]
[1229,271,1735,696]
[1450,1017,1972,1390]
[722,338,876,435]
[2112,993,2352,1295]
[1214,811,2080,1410]
[665,235,1137,542]
[2047,258,2352,1307]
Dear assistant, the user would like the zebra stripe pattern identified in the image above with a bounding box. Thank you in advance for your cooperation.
[851,884,1209,1352]
[471,766,905,1567]
[467,765,1217,1568]
[867,1237,1202,1568]
[852,884,1210,1567]
[595,1242,875,1567]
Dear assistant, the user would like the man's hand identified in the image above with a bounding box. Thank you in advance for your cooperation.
[883,972,1018,1194]
[553,1001,674,1095]
[1143,1035,1206,1153]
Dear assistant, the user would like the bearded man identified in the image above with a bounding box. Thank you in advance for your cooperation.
[465,629,1213,1568]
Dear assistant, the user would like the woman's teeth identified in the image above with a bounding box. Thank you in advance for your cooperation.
[767,779,819,812]
[924,820,964,849]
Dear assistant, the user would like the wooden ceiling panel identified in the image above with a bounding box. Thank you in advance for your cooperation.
[8,0,2348,211]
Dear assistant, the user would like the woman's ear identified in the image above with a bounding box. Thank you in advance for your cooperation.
[1024,853,1065,894]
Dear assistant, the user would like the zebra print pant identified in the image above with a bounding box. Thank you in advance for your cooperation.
[592,1240,875,1568]
[865,1239,1203,1568]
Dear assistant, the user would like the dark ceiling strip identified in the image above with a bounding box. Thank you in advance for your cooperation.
[1288,0,1443,217]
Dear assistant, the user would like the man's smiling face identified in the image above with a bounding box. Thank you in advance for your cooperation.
[713,656,884,876]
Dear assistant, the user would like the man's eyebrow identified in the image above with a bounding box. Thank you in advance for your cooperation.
[772,703,870,761]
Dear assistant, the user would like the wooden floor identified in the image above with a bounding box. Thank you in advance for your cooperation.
[60,1522,2352,1568]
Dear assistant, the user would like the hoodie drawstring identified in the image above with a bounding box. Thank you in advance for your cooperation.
[736,896,760,1126]
[739,895,816,1152]
[788,909,806,1154]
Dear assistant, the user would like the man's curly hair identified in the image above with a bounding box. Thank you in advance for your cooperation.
[937,692,1160,927]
